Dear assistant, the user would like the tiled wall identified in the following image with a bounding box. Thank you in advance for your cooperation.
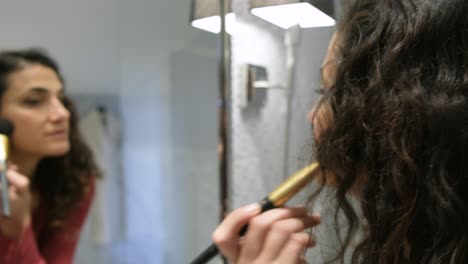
[229,0,290,209]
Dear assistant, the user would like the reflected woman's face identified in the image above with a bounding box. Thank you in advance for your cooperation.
[0,64,70,159]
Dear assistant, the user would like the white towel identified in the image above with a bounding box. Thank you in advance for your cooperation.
[78,107,124,245]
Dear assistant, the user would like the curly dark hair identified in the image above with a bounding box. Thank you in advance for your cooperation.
[0,48,100,227]
[311,0,468,263]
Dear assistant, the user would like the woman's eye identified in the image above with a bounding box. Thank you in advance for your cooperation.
[23,97,43,106]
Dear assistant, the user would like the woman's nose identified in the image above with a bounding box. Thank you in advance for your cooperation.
[49,98,70,122]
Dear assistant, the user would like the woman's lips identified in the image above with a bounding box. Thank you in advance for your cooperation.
[47,130,68,138]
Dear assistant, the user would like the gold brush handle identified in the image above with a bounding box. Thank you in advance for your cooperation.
[268,162,319,207]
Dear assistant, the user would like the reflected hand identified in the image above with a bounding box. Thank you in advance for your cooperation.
[0,166,32,239]
[212,204,320,264]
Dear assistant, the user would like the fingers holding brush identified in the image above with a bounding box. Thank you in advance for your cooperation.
[0,166,32,239]
[213,205,320,264]
[212,203,261,263]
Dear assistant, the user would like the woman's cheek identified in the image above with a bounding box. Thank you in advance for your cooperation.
[310,105,331,140]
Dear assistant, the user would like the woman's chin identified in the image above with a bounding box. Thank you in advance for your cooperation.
[45,144,70,157]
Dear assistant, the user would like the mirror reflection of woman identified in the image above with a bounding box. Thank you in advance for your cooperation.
[0,49,99,263]
[213,0,468,263]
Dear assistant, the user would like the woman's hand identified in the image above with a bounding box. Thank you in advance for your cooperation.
[212,204,321,264]
[0,167,32,239]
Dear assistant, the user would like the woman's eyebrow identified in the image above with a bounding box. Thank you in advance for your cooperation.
[26,86,64,95]
[27,87,49,94]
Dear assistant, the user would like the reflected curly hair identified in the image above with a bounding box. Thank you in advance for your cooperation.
[312,0,468,263]
[0,48,100,227]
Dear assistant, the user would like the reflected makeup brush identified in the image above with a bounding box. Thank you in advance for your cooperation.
[0,119,14,217]
[191,162,320,264]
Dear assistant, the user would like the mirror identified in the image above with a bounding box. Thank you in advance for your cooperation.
[0,1,220,263]
[0,0,345,263]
